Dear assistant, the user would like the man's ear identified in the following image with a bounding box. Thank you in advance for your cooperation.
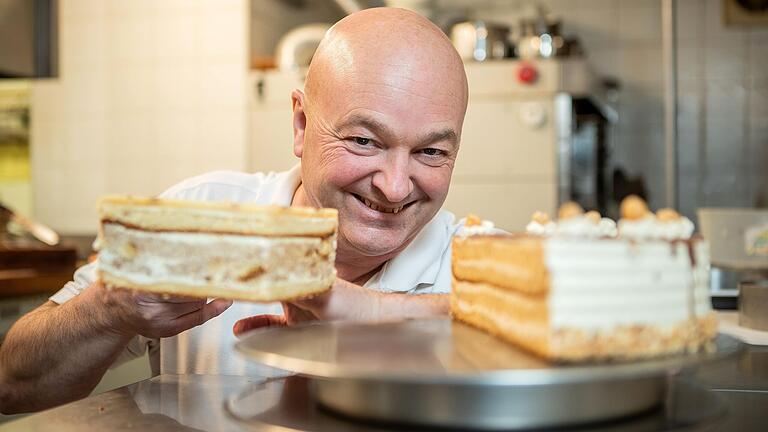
[291,89,307,158]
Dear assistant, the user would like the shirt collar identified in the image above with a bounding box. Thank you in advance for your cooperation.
[367,210,457,293]
[269,164,302,206]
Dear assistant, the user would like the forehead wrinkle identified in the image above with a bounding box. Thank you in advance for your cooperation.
[346,84,462,110]
[335,113,395,137]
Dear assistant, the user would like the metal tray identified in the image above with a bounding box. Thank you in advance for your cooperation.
[225,376,727,432]
[234,319,741,430]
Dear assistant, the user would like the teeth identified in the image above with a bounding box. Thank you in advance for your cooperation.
[358,195,405,214]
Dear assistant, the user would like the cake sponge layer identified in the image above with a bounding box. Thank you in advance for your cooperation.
[100,271,334,302]
[98,195,338,237]
[452,235,549,295]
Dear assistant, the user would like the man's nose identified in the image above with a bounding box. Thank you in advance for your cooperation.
[372,153,414,203]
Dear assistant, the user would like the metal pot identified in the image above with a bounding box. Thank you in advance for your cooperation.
[516,16,565,59]
[450,21,510,62]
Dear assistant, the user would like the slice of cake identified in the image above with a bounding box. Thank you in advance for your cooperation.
[96,196,338,302]
[451,197,717,362]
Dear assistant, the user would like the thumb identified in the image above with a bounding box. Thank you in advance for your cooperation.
[173,298,233,333]
[233,314,287,337]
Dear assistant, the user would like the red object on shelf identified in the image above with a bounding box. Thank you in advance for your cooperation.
[517,64,538,84]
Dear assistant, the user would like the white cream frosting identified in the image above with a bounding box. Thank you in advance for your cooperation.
[525,221,556,236]
[618,216,695,240]
[544,237,711,330]
[526,216,617,238]
[597,218,618,237]
[458,220,497,237]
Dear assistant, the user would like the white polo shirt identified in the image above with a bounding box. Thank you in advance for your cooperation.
[51,165,461,376]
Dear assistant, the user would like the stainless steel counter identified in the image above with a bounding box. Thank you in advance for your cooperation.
[2,343,766,431]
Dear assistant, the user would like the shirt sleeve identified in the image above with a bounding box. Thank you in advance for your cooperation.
[111,336,160,375]
[49,260,97,305]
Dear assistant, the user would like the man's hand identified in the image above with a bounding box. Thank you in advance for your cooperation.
[232,279,380,337]
[232,278,448,337]
[285,278,383,323]
[87,281,233,338]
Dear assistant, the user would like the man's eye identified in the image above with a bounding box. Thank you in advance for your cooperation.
[421,148,444,156]
[353,137,371,146]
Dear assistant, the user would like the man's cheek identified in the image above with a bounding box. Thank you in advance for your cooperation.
[417,170,452,201]
[328,155,378,185]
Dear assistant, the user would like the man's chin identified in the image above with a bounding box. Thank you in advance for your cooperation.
[341,228,413,258]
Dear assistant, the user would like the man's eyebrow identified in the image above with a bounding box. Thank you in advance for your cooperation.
[336,114,458,149]
[419,129,458,149]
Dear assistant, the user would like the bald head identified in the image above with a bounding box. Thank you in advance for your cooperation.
[290,8,469,265]
[305,7,468,116]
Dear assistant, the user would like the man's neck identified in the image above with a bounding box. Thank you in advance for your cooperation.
[291,184,386,286]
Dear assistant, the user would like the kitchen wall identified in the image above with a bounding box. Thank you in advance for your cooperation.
[31,0,250,234]
[27,0,768,234]
[676,0,768,219]
[430,0,768,218]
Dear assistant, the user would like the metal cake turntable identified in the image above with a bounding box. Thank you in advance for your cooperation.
[232,319,741,430]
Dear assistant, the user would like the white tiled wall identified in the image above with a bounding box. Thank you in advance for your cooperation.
[31,0,250,234]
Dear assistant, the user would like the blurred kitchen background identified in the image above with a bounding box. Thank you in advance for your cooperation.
[1,0,767,411]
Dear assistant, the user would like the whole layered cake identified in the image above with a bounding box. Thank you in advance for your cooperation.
[97,196,338,302]
[451,196,717,362]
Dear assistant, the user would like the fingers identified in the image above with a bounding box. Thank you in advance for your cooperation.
[232,314,287,337]
[201,299,234,322]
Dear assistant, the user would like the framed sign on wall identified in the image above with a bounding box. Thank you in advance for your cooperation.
[724,0,768,25]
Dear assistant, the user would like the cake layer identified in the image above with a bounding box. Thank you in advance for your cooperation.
[98,195,338,237]
[547,313,718,361]
[98,222,336,302]
[452,235,549,295]
[453,279,718,361]
[99,272,334,302]
[452,279,552,358]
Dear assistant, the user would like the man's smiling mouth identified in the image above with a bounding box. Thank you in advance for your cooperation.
[351,193,415,214]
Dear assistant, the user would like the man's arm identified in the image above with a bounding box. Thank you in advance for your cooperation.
[0,282,231,414]
[290,278,449,322]
[233,278,448,336]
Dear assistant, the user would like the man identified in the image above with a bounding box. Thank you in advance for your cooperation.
[0,7,469,413]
